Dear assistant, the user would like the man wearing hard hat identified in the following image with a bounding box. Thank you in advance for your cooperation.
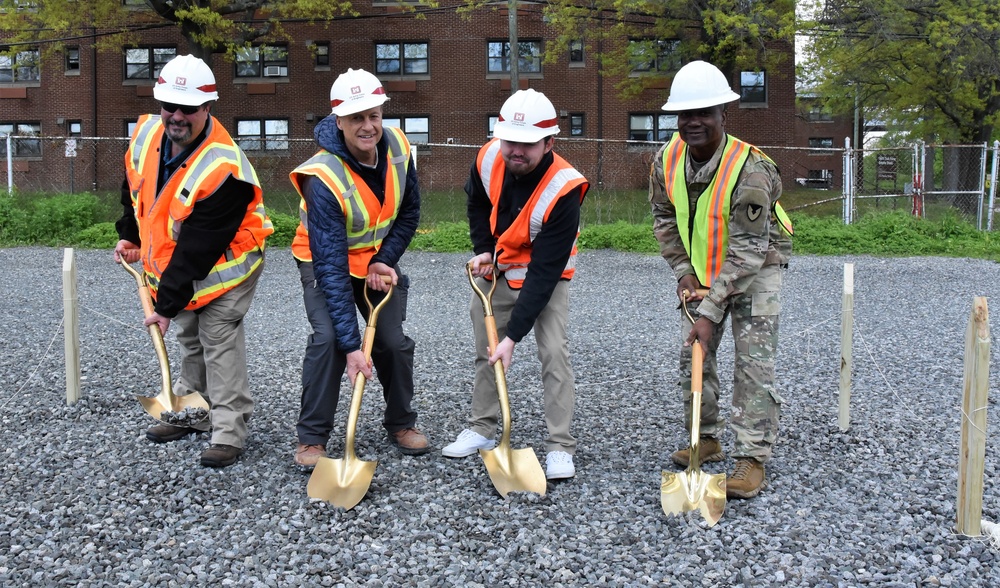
[288,68,428,468]
[442,89,589,481]
[650,60,793,498]
[114,54,274,468]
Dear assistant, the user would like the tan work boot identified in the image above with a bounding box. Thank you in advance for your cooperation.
[726,458,765,499]
[294,443,326,470]
[670,437,725,468]
[389,427,430,456]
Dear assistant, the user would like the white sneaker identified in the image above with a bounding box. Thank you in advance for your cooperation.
[545,451,575,479]
[441,429,495,458]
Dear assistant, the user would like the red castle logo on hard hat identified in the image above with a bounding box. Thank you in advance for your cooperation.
[175,76,187,86]
[351,86,362,95]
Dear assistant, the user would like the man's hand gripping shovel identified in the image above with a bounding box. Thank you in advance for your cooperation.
[307,276,393,510]
[119,260,210,426]
[660,289,727,526]
[467,263,546,497]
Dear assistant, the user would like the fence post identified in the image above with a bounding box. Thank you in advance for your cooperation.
[988,141,998,232]
[63,248,81,404]
[977,142,988,230]
[956,296,989,536]
[842,137,853,225]
[6,134,12,195]
[839,263,853,432]
[912,141,924,218]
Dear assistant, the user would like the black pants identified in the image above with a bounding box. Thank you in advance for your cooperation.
[296,262,417,445]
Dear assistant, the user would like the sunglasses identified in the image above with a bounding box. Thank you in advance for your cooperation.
[160,102,202,115]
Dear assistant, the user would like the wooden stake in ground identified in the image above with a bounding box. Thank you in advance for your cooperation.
[956,296,989,536]
[63,248,80,404]
[839,263,854,432]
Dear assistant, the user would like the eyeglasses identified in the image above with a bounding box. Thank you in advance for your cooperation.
[160,102,202,115]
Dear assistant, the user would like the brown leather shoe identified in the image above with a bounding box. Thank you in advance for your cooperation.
[200,444,243,468]
[294,443,326,470]
[389,427,430,456]
[670,437,725,467]
[146,423,198,444]
[726,458,766,499]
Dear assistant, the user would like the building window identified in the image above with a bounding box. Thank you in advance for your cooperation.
[236,46,288,78]
[487,115,499,139]
[0,122,42,157]
[125,120,138,138]
[0,49,40,82]
[808,137,835,154]
[806,103,833,122]
[236,119,289,151]
[629,39,680,74]
[569,40,584,66]
[66,47,80,72]
[68,121,82,136]
[740,71,766,104]
[376,42,428,76]
[384,116,429,145]
[313,42,329,68]
[569,113,584,137]
[125,47,176,80]
[487,40,541,74]
[629,113,677,142]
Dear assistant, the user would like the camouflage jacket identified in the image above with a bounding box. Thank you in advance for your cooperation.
[649,136,792,323]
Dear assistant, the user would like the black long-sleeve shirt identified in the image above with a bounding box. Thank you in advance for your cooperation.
[466,149,584,343]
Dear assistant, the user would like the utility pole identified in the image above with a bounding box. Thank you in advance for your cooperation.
[508,0,519,94]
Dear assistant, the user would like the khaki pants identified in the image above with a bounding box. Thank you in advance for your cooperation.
[173,261,264,448]
[468,276,576,454]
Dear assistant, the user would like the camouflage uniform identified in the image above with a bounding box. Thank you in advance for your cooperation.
[649,135,792,463]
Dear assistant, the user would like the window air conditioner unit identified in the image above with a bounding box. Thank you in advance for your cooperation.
[263,65,284,77]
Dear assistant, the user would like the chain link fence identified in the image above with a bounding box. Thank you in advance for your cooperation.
[4,133,998,230]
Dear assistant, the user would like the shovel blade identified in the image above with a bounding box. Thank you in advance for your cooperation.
[137,392,210,425]
[660,469,727,527]
[480,446,547,497]
[307,455,378,510]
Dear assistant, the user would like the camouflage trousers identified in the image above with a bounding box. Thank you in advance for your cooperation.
[678,263,784,463]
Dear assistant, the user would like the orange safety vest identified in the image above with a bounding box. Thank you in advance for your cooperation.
[476,138,589,288]
[289,126,411,278]
[662,133,793,287]
[124,114,273,310]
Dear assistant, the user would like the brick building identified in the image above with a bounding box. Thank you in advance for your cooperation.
[793,92,853,189]
[1,1,798,196]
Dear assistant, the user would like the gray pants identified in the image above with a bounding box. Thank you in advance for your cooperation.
[678,263,783,462]
[172,261,264,449]
[468,276,577,454]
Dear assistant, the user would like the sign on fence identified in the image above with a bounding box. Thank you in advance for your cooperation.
[876,154,896,180]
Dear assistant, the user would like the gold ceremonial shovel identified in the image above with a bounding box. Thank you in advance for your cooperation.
[307,277,393,509]
[467,263,546,498]
[119,259,210,425]
[660,291,727,526]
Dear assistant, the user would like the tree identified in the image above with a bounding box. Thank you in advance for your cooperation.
[803,0,1000,145]
[0,0,378,65]
[492,0,797,98]
[803,0,1000,211]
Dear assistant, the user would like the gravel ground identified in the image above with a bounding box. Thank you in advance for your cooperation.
[1,246,999,587]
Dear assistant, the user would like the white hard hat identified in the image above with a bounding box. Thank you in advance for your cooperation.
[661,60,740,112]
[330,68,389,116]
[154,55,219,106]
[493,89,560,143]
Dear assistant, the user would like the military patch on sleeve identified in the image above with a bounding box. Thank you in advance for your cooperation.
[747,203,763,222]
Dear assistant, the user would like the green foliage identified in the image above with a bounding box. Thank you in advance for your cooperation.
[578,220,658,253]
[409,222,473,253]
[0,193,105,246]
[74,222,120,248]
[266,212,299,248]
[803,0,1000,143]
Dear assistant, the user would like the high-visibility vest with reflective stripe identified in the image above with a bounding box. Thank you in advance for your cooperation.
[477,138,589,288]
[663,134,792,287]
[289,126,411,278]
[124,114,273,310]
